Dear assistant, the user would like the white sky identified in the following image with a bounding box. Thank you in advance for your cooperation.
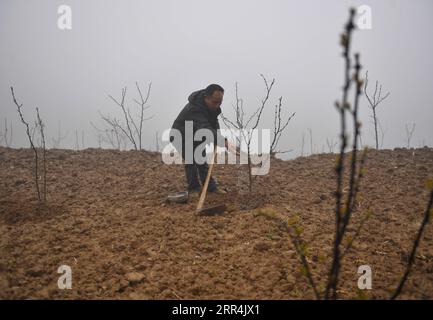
[1,0,432,158]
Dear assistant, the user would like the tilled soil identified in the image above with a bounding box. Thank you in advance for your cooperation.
[0,146,432,299]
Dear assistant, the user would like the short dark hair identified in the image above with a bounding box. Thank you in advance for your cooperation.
[204,84,224,97]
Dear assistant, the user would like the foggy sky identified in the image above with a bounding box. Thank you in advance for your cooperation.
[1,0,432,159]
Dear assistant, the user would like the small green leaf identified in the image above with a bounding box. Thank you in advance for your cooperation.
[345,235,353,246]
[300,265,308,276]
[295,226,304,237]
[287,214,299,226]
[299,242,309,256]
[356,288,369,300]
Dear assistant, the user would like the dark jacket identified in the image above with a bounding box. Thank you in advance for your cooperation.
[171,89,226,146]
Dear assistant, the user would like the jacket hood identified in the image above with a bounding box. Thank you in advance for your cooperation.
[188,89,205,105]
[188,89,221,116]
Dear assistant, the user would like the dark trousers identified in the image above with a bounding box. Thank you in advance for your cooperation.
[172,137,217,192]
[184,161,217,192]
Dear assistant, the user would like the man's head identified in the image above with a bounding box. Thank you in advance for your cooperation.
[204,84,224,111]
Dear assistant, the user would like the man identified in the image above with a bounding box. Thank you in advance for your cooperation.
[171,84,229,195]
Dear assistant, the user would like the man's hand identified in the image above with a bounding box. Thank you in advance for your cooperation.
[225,139,241,155]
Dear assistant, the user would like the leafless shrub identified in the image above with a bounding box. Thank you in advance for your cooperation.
[91,121,123,149]
[11,87,48,202]
[326,138,338,153]
[51,121,68,149]
[377,119,387,149]
[405,123,416,148]
[96,133,102,148]
[308,128,313,155]
[364,71,390,150]
[300,131,306,157]
[155,131,160,152]
[81,130,85,149]
[36,107,47,202]
[270,97,296,155]
[74,129,79,151]
[221,76,274,192]
[97,82,153,150]
[0,118,13,147]
[222,75,294,192]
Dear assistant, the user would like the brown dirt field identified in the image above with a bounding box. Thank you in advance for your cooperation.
[0,146,432,300]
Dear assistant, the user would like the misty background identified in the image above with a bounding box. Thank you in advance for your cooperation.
[1,0,432,159]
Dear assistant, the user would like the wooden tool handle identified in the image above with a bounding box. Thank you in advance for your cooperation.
[196,145,217,212]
